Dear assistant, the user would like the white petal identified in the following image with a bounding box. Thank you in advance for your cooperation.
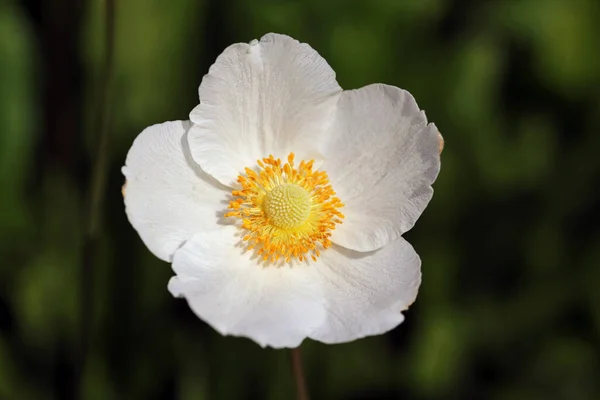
[324,84,441,252]
[188,33,342,186]
[310,238,421,344]
[169,226,326,348]
[122,120,227,262]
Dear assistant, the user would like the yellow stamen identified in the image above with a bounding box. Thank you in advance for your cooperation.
[225,153,344,264]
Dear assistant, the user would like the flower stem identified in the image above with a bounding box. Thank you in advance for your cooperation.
[77,0,116,397]
[88,0,116,237]
[289,347,310,400]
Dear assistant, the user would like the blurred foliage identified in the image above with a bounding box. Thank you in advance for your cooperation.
[1,0,600,399]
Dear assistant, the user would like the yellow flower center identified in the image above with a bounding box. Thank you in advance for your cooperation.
[263,183,311,230]
[225,153,344,264]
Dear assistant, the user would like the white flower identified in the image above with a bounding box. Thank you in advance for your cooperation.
[122,33,442,348]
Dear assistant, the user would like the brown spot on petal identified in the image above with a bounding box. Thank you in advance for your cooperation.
[438,131,444,155]
[404,298,417,310]
[121,180,127,198]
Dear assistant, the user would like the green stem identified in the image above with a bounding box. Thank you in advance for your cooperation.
[77,0,116,397]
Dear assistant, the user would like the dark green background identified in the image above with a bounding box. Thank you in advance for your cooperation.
[1,0,599,398]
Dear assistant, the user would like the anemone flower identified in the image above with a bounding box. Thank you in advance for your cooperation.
[123,33,442,349]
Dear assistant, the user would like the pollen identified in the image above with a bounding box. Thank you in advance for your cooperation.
[224,153,345,264]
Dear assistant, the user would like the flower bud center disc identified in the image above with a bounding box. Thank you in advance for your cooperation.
[263,183,311,230]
